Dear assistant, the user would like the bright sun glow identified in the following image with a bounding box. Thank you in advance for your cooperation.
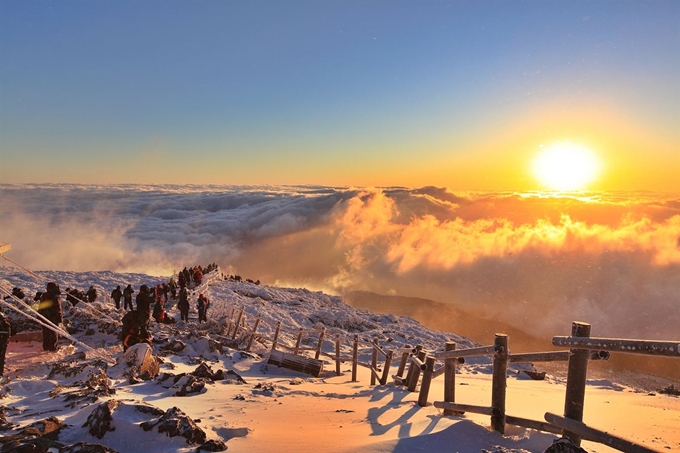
[532,142,601,191]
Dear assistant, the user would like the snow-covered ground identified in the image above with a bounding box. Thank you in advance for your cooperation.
[0,266,678,453]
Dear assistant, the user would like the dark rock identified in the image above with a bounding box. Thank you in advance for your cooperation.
[0,436,64,453]
[196,439,228,452]
[522,370,546,381]
[658,384,679,396]
[161,339,186,352]
[140,406,207,445]
[0,406,15,431]
[544,437,589,453]
[21,417,66,441]
[59,442,119,453]
[172,374,207,396]
[223,370,246,385]
[82,400,119,439]
[124,344,160,381]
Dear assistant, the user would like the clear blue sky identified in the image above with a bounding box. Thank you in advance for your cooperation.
[1,1,678,189]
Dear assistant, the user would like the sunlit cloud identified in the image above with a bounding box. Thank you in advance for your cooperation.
[1,184,678,341]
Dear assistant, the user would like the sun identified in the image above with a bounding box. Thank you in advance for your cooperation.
[532,142,601,191]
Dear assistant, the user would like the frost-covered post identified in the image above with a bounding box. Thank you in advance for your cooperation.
[315,327,325,360]
[232,307,244,339]
[491,334,508,434]
[246,316,261,352]
[418,355,436,407]
[352,334,359,382]
[396,344,411,383]
[271,321,282,352]
[380,349,393,385]
[407,346,426,392]
[335,337,342,375]
[563,321,591,446]
[443,341,460,416]
[294,328,304,355]
[405,344,422,390]
[371,338,379,385]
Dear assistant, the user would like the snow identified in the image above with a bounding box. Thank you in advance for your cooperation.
[0,266,679,453]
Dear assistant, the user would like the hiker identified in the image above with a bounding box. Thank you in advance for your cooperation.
[197,293,209,323]
[177,289,190,322]
[136,285,152,321]
[0,310,12,376]
[161,282,169,302]
[11,287,25,300]
[86,285,98,303]
[123,284,134,311]
[38,282,63,351]
[152,298,166,323]
[111,285,123,310]
[168,277,177,299]
[121,310,151,352]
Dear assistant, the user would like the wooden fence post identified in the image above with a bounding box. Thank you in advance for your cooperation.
[380,350,393,385]
[315,327,325,360]
[443,341,459,416]
[335,337,342,375]
[408,347,426,392]
[271,321,281,352]
[294,328,304,355]
[404,345,421,389]
[352,334,359,382]
[371,338,379,385]
[246,316,261,352]
[232,307,244,340]
[563,322,592,446]
[418,356,436,407]
[491,334,509,434]
[396,344,411,383]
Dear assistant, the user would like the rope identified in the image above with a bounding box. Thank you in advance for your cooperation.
[1,252,119,326]
[0,285,114,364]
[1,253,45,281]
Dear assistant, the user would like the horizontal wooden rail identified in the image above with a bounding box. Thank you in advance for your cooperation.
[505,414,562,435]
[411,355,427,371]
[545,412,660,453]
[433,344,496,360]
[433,401,494,416]
[509,350,610,363]
[552,337,680,357]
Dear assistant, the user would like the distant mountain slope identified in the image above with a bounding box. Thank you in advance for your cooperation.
[345,290,564,352]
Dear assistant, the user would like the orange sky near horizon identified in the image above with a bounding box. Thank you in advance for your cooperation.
[1,2,678,192]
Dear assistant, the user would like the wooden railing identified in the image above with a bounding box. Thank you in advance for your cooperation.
[404,321,678,453]
[212,296,677,453]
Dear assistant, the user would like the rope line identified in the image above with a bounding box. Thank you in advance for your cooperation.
[0,285,115,364]
[1,252,119,325]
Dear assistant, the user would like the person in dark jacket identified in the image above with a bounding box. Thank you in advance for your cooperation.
[152,298,165,323]
[122,284,134,311]
[177,289,190,322]
[120,310,151,352]
[0,310,12,375]
[38,282,63,351]
[136,285,152,324]
[111,285,123,310]
[197,293,209,323]
[86,286,98,303]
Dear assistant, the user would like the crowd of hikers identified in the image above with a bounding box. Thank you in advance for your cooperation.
[0,263,225,359]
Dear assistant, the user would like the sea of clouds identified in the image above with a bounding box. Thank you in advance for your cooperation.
[1,183,679,343]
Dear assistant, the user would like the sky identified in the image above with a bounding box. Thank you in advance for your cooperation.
[1,0,678,190]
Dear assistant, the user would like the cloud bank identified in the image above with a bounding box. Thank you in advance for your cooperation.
[1,183,678,342]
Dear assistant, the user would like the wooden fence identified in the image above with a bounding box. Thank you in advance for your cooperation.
[222,304,394,381]
[217,301,678,453]
[404,321,678,453]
